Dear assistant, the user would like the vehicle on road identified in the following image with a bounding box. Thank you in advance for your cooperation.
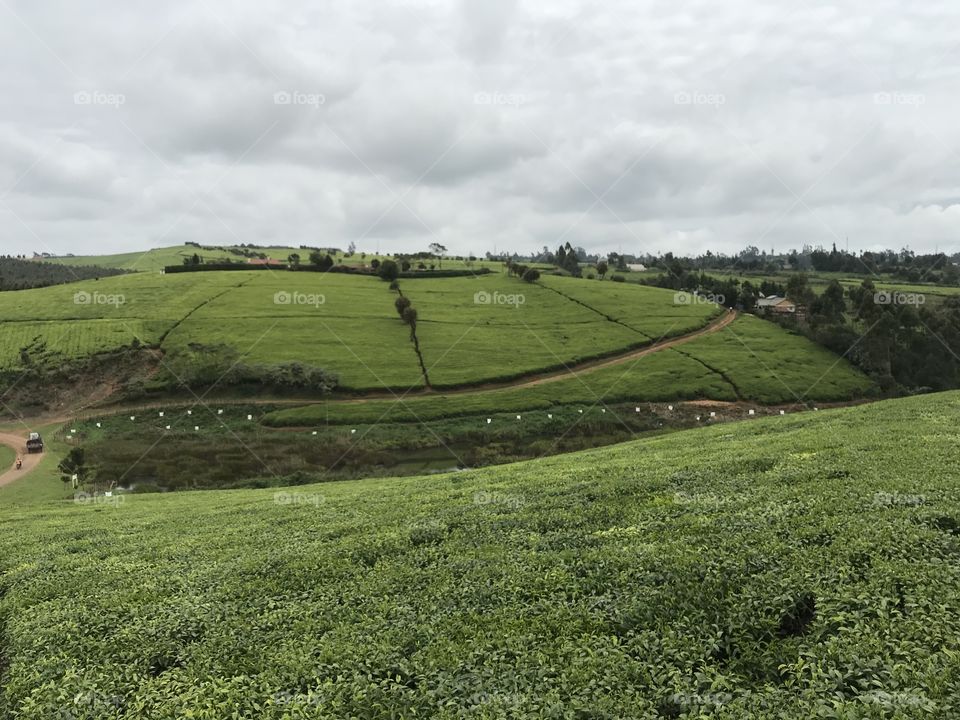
[26,432,43,454]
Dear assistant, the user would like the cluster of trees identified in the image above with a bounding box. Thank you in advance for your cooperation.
[643,265,960,394]
[0,257,128,291]
[505,260,541,282]
[641,244,960,284]
[776,278,960,394]
[640,267,757,309]
[555,243,583,276]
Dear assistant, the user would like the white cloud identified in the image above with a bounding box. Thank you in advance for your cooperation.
[1,0,960,259]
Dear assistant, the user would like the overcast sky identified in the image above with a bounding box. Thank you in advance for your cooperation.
[1,0,959,259]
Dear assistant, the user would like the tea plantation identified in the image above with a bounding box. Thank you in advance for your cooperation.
[1,392,958,717]
[0,270,725,391]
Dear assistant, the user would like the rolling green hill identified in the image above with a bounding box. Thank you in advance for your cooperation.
[45,245,507,274]
[1,392,958,717]
[0,268,869,403]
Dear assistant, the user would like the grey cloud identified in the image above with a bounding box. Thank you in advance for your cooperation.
[1,0,960,259]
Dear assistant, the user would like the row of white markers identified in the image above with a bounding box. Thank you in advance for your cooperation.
[70,404,817,437]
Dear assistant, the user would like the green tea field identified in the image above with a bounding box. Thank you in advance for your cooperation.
[1,392,958,717]
[0,269,870,402]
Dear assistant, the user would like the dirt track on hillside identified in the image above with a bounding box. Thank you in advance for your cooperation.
[0,431,44,487]
[323,308,740,403]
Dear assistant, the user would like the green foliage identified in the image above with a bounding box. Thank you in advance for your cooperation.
[378,259,399,281]
[0,257,129,291]
[162,343,337,393]
[309,251,334,271]
[2,393,960,716]
[57,446,91,485]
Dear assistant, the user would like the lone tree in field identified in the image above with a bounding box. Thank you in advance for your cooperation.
[429,243,447,269]
[522,268,541,282]
[378,259,400,282]
[395,295,411,317]
[287,253,301,268]
[370,259,380,270]
[309,251,334,271]
[596,260,608,279]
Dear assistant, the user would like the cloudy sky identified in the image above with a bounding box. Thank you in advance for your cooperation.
[1,0,959,259]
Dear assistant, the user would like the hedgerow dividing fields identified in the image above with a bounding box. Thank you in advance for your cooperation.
[538,274,722,337]
[45,244,513,274]
[0,268,871,402]
[2,392,959,717]
[401,275,722,387]
[0,273,244,368]
[0,270,729,391]
[263,314,871,427]
[679,314,874,403]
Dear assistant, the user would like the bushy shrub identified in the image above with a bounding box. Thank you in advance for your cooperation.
[378,260,399,281]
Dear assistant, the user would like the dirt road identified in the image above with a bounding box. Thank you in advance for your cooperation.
[0,431,44,487]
